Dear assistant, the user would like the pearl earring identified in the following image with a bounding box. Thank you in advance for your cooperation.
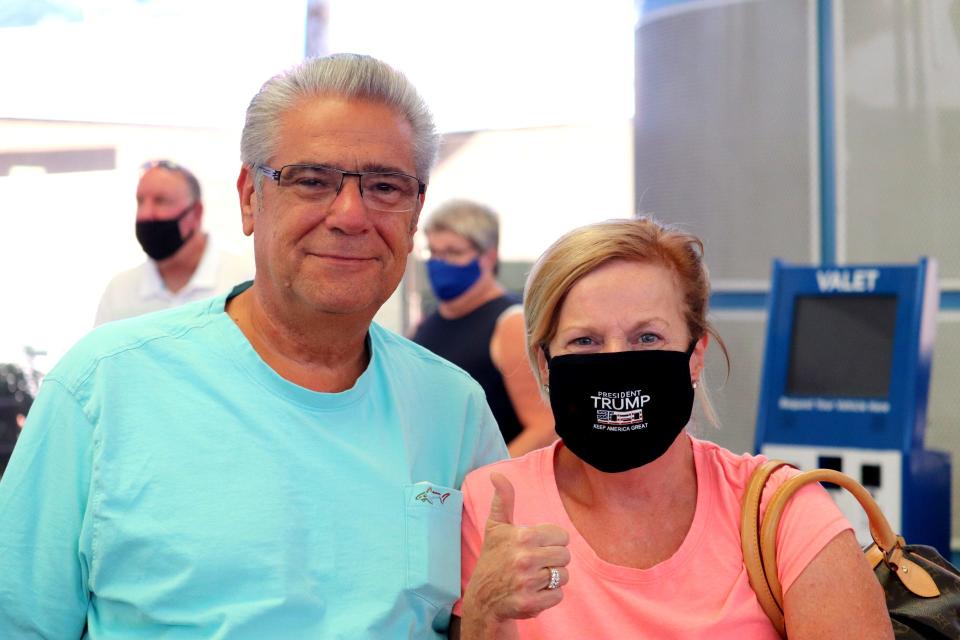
[692,380,698,389]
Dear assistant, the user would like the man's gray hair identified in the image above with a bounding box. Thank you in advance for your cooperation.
[241,53,439,187]
[424,200,500,252]
[141,160,202,202]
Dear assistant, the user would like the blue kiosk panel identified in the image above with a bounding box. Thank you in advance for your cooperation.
[754,259,950,556]
[756,260,937,453]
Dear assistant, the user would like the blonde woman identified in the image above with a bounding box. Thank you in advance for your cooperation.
[451,218,891,639]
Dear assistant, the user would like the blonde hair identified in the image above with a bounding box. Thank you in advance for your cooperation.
[523,217,729,426]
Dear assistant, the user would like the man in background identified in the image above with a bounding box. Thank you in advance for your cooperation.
[94,159,253,324]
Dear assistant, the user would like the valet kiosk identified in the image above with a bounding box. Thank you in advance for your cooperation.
[754,258,951,556]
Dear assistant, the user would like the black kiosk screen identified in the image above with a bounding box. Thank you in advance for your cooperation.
[786,295,897,398]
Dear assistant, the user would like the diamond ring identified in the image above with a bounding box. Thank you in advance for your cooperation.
[546,567,561,590]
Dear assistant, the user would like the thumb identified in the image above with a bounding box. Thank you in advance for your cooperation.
[487,472,515,526]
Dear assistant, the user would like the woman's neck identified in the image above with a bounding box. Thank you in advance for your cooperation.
[553,433,699,569]
[555,432,696,514]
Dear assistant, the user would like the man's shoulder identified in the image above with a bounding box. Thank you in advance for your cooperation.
[96,262,157,325]
[101,262,151,295]
[212,247,255,280]
[52,298,225,392]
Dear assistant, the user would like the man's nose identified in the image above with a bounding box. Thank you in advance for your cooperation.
[325,175,372,233]
[137,202,159,220]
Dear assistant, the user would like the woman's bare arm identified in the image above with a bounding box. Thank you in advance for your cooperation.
[783,529,893,639]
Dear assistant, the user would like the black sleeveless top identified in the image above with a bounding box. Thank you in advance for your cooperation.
[412,295,523,444]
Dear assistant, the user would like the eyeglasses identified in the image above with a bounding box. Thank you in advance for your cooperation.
[258,164,425,213]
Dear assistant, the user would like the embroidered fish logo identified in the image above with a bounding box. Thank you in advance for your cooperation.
[415,487,451,505]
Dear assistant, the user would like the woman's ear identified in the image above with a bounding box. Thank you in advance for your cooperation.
[479,247,498,274]
[536,344,550,392]
[690,333,709,385]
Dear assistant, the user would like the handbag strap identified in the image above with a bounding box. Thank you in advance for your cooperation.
[760,468,940,601]
[740,459,792,638]
[744,463,943,637]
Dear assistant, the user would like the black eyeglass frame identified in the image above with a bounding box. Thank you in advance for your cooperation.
[258,164,426,202]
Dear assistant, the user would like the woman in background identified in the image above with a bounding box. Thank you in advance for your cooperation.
[413,200,554,456]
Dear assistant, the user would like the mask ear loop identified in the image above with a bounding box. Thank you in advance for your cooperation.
[175,202,197,221]
[174,201,199,245]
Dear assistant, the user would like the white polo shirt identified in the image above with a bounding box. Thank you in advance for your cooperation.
[94,236,254,326]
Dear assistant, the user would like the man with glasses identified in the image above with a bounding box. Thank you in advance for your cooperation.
[94,159,253,325]
[0,54,506,638]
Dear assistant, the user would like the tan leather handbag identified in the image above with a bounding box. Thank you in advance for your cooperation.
[740,460,959,638]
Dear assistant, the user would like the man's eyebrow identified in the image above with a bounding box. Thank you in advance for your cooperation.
[291,161,417,176]
[358,162,416,175]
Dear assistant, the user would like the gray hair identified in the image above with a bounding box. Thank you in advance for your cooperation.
[424,199,500,252]
[240,53,439,190]
[141,159,202,202]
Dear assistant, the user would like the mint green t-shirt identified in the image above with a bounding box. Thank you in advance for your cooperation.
[0,287,507,638]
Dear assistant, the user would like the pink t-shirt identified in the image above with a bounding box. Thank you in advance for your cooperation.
[454,436,850,639]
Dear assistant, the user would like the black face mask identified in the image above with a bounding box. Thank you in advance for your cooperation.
[135,204,196,261]
[547,344,696,473]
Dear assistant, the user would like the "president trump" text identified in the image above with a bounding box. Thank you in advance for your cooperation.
[591,390,651,410]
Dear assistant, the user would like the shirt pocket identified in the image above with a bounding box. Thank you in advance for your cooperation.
[404,481,463,608]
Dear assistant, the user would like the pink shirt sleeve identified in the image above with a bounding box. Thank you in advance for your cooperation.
[762,466,852,594]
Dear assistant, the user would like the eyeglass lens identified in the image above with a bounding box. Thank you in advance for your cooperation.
[278,165,420,212]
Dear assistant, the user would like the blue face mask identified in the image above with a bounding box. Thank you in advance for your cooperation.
[426,258,482,301]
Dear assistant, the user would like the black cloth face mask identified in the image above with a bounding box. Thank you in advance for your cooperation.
[547,344,696,473]
[135,204,196,261]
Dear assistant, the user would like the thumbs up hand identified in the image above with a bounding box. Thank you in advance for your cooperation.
[487,472,518,527]
[460,472,571,638]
